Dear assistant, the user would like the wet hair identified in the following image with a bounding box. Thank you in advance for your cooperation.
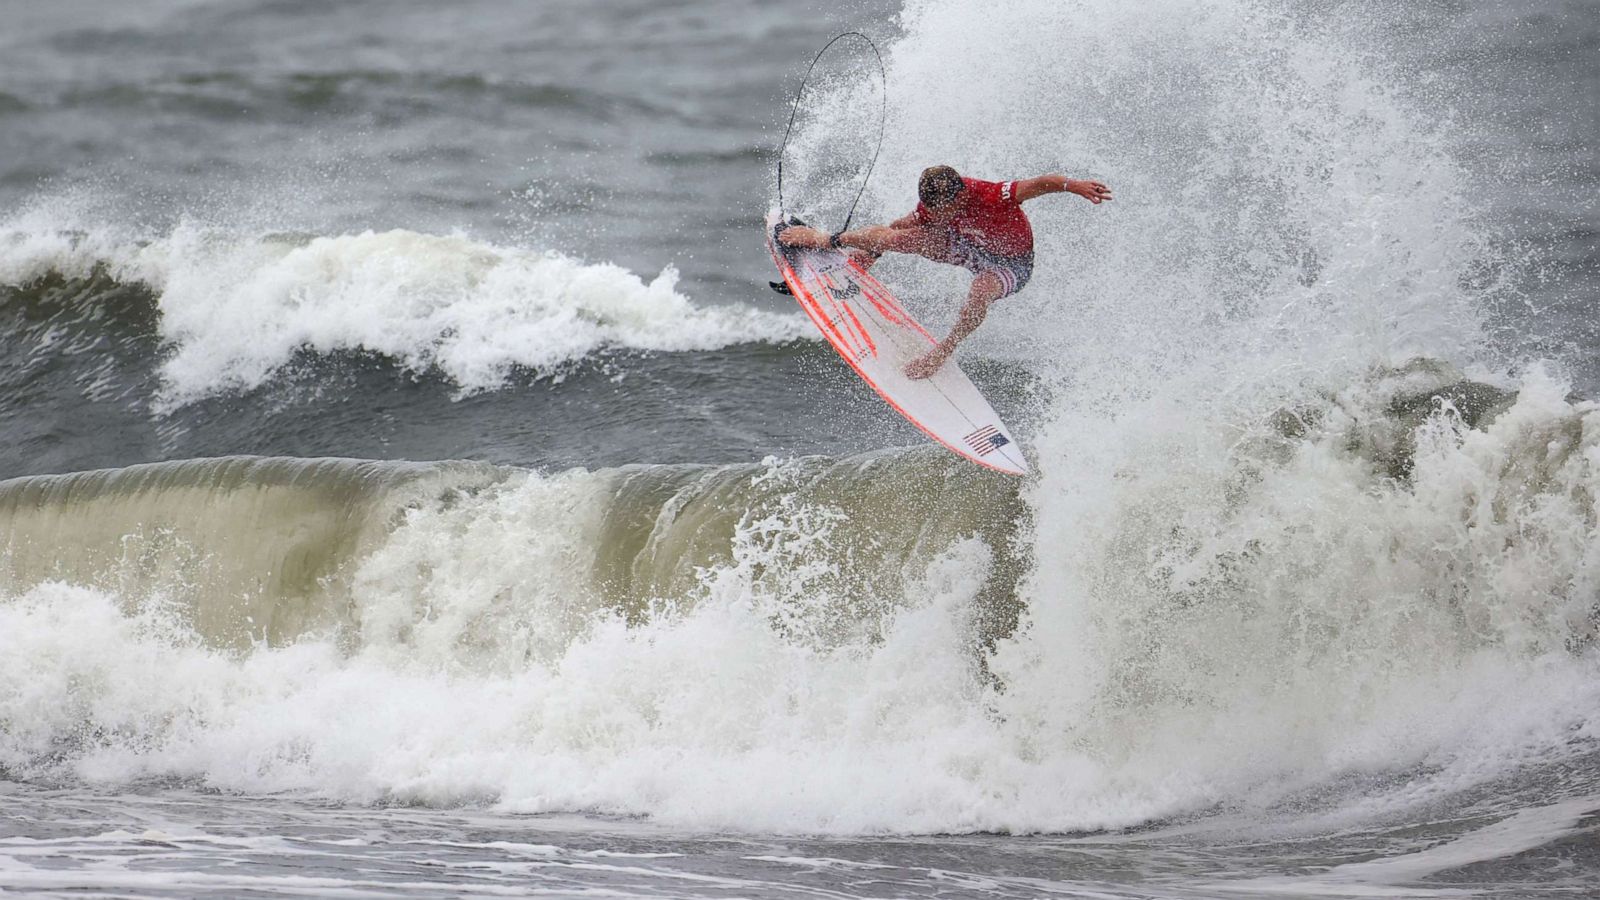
[918,165,965,208]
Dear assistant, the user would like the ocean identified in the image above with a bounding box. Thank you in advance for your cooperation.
[1,0,1597,896]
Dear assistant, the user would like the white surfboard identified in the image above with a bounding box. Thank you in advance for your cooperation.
[766,211,1028,476]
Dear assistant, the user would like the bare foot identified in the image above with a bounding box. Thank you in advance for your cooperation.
[776,225,830,250]
[904,350,947,380]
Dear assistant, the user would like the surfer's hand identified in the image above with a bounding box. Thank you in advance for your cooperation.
[776,225,831,249]
[904,349,947,380]
[1068,180,1113,204]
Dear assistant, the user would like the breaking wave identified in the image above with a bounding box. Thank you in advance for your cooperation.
[0,364,1597,833]
[0,213,812,407]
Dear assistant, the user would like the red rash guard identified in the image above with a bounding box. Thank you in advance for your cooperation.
[912,177,1034,258]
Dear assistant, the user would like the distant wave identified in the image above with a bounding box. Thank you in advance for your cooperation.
[0,220,813,407]
[39,69,692,125]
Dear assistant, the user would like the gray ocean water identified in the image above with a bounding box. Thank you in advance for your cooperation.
[2,0,1599,897]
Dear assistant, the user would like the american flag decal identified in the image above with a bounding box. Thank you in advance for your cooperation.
[963,425,1010,456]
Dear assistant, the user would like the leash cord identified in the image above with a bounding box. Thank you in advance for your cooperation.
[775,31,887,232]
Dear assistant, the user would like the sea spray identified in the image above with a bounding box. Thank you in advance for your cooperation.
[787,0,1488,382]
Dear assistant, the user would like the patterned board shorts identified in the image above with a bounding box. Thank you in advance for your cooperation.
[945,236,1034,298]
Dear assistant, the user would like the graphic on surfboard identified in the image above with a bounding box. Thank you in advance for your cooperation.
[766,211,1029,476]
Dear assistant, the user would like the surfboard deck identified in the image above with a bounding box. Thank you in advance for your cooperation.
[765,211,1028,476]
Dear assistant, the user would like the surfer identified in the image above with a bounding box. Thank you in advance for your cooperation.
[776,165,1111,378]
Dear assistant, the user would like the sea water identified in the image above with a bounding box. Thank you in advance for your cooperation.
[1,0,1597,896]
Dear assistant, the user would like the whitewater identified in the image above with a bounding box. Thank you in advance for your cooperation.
[0,210,812,406]
[0,0,1597,896]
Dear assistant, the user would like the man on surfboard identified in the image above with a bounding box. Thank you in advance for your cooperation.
[776,165,1111,378]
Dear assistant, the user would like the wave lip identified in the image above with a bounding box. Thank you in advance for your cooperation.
[0,455,506,650]
[0,449,1022,655]
[0,221,814,406]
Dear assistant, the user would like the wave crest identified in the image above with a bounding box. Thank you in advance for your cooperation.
[0,220,812,406]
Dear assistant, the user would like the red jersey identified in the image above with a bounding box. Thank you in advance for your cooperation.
[913,177,1034,258]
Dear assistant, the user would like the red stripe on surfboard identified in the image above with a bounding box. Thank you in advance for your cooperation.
[770,241,1025,476]
[847,260,928,338]
[862,273,914,323]
[855,275,935,343]
[842,302,877,357]
[791,263,853,351]
[808,262,877,358]
[801,262,855,353]
[805,262,870,358]
[850,264,935,343]
[824,271,879,358]
[853,273,905,325]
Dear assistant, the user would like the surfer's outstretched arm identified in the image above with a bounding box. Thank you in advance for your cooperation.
[847,215,920,268]
[837,225,936,256]
[1012,174,1113,204]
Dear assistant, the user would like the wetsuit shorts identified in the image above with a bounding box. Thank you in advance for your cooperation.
[946,234,1034,298]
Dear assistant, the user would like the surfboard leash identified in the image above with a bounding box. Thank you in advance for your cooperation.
[775,31,888,234]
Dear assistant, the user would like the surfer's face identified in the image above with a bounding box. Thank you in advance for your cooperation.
[923,196,963,222]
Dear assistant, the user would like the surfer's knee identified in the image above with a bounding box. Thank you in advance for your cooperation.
[970,271,1007,304]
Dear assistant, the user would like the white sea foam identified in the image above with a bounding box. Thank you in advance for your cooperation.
[3,372,1599,836]
[0,209,812,406]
